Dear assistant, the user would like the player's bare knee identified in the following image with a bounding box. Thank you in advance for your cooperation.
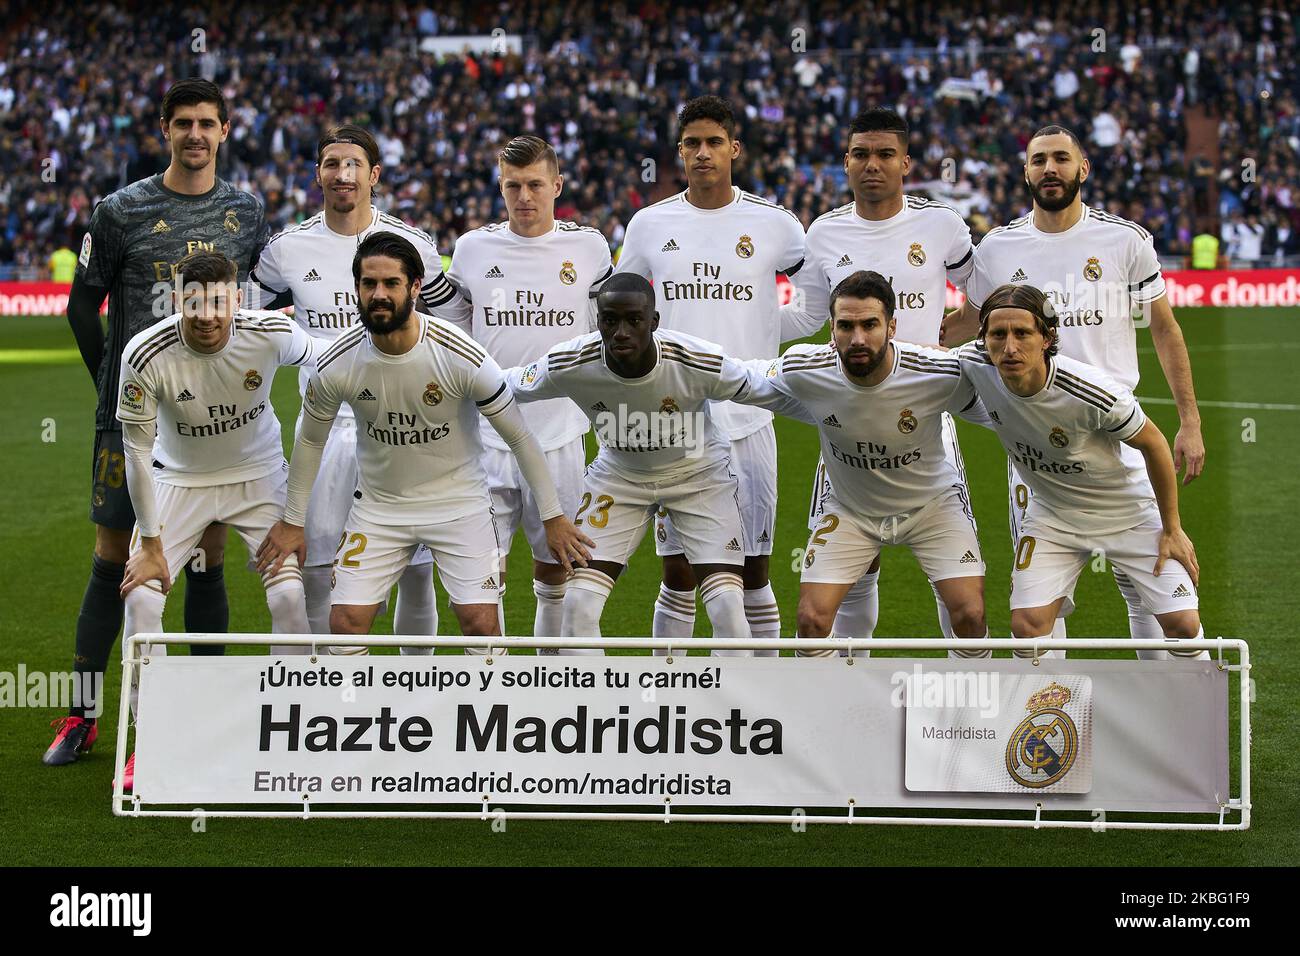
[796,600,833,638]
[1010,608,1049,639]
[741,555,770,590]
[455,604,500,637]
[1159,610,1200,640]
[534,561,567,586]
[661,554,695,591]
[950,602,986,637]
[94,526,131,564]
[330,604,373,635]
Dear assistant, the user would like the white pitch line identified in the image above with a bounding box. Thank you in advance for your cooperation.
[1137,342,1300,354]
[1138,396,1300,411]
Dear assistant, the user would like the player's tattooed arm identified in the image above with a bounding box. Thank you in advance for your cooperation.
[1125,418,1199,586]
[1146,295,1204,484]
[119,421,171,597]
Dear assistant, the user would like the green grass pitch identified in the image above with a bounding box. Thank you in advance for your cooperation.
[1,311,1295,866]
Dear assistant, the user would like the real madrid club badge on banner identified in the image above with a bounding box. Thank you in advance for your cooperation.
[904,674,1093,794]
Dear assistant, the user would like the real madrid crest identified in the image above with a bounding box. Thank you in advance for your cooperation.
[1049,426,1069,448]
[423,381,443,406]
[1005,682,1079,789]
[898,408,918,433]
[908,243,926,267]
[305,381,316,404]
[735,234,754,259]
[660,396,681,414]
[803,548,816,568]
[1083,256,1102,281]
[243,369,262,391]
[559,260,577,285]
[224,210,241,234]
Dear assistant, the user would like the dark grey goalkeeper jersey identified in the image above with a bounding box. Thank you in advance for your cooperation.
[75,174,268,430]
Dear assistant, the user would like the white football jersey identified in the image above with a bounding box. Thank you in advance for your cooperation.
[792,195,974,344]
[965,205,1165,389]
[250,207,462,418]
[303,315,513,526]
[760,341,979,516]
[116,310,315,487]
[447,219,613,451]
[956,343,1154,535]
[615,187,806,441]
[509,328,806,482]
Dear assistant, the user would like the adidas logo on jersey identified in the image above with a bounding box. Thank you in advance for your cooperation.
[485,265,505,278]
[151,220,170,234]
[822,414,842,428]
[757,530,771,544]
[482,578,498,590]
[175,388,195,402]
[1172,583,1192,598]
[591,401,609,412]
[724,537,741,552]
[357,388,377,401]
[960,550,978,564]
[303,268,322,282]
[835,254,853,268]
[1010,268,1028,282]
[661,239,680,252]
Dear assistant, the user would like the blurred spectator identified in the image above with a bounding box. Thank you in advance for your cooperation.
[1,0,1297,276]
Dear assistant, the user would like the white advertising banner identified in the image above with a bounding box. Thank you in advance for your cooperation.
[133,656,1227,812]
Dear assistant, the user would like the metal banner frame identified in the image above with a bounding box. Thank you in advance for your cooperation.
[114,635,1251,831]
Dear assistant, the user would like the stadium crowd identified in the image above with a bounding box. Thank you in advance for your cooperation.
[2,0,1298,278]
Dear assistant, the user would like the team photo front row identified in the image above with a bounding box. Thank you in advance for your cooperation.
[119,238,1204,665]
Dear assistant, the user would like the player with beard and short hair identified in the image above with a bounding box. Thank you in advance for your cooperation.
[443,135,612,649]
[256,232,592,650]
[763,271,989,658]
[615,95,806,657]
[783,107,977,653]
[940,125,1206,660]
[46,78,268,768]
[250,124,468,654]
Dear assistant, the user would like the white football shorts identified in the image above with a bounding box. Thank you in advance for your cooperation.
[1010,510,1200,616]
[800,484,984,585]
[329,505,502,608]
[657,423,776,557]
[130,466,289,579]
[484,435,585,565]
[581,456,746,568]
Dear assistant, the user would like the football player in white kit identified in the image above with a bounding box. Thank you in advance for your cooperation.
[783,108,977,650]
[955,284,1204,659]
[507,273,813,655]
[944,125,1205,659]
[761,271,989,658]
[250,125,466,651]
[616,96,806,657]
[443,135,612,648]
[256,232,592,650]
[116,250,316,790]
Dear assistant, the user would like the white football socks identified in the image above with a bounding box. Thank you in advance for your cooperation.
[744,584,781,658]
[394,562,437,655]
[123,583,167,719]
[700,572,751,657]
[263,555,311,656]
[652,583,695,656]
[559,567,613,656]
